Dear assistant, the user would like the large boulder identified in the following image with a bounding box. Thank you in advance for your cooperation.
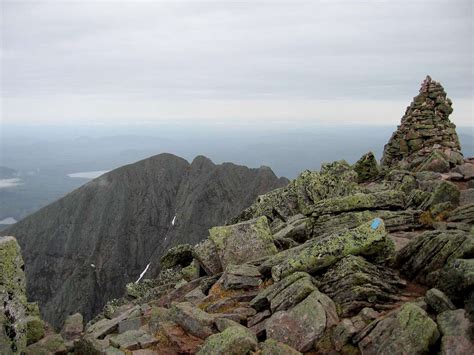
[160,244,194,270]
[317,255,406,317]
[394,230,473,283]
[437,309,474,355]
[169,302,216,339]
[307,190,405,216]
[354,152,379,183]
[1,236,28,354]
[270,218,393,281]
[265,290,338,352]
[357,303,439,355]
[197,325,257,355]
[209,216,277,268]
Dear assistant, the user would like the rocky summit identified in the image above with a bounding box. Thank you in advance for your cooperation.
[1,77,473,354]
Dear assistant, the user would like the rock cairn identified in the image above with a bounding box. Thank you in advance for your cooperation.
[381,76,463,172]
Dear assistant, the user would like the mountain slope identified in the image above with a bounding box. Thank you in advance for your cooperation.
[3,153,288,327]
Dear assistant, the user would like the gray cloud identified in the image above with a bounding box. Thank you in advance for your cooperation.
[1,0,472,124]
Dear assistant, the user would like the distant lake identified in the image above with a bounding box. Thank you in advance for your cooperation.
[0,178,22,189]
[0,217,17,225]
[68,170,109,179]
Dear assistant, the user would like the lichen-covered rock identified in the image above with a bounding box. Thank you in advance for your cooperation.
[160,244,194,270]
[193,239,223,275]
[453,163,474,180]
[437,309,474,355]
[447,203,474,226]
[197,325,257,355]
[381,76,463,171]
[354,152,379,183]
[26,333,67,355]
[307,190,405,216]
[61,312,83,341]
[268,275,316,313]
[26,316,44,346]
[1,236,28,354]
[424,288,456,314]
[250,272,311,311]
[394,230,473,283]
[265,290,338,352]
[169,302,216,339]
[357,303,439,355]
[416,150,450,173]
[231,160,359,222]
[317,255,406,317]
[109,329,158,350]
[429,258,474,307]
[259,338,302,355]
[221,264,262,290]
[421,180,460,211]
[209,216,277,268]
[271,218,392,281]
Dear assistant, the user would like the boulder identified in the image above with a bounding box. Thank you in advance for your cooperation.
[429,258,474,307]
[259,339,302,355]
[26,334,67,355]
[193,239,223,275]
[394,230,473,283]
[318,255,406,317]
[209,216,277,268]
[160,244,194,270]
[425,288,456,314]
[271,218,392,281]
[453,163,474,179]
[197,325,257,355]
[109,329,158,351]
[265,290,338,352]
[169,302,216,339]
[437,309,474,355]
[250,272,313,311]
[221,264,262,290]
[357,303,439,355]
[417,150,450,173]
[0,236,28,354]
[331,318,358,351]
[307,190,405,216]
[26,316,44,346]
[61,312,83,341]
[354,152,379,182]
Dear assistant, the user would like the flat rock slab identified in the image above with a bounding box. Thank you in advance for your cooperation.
[221,264,262,290]
[270,218,390,281]
[170,302,216,339]
[110,330,158,351]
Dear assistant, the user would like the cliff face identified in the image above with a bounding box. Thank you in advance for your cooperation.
[3,153,288,328]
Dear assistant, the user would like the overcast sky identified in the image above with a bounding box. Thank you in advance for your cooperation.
[1,0,473,127]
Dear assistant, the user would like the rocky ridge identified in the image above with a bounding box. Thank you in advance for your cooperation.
[2,154,288,328]
[1,76,473,354]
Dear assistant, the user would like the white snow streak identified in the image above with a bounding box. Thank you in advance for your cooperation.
[135,263,151,283]
[171,215,176,226]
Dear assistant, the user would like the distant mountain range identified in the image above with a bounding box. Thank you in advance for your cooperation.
[3,153,288,327]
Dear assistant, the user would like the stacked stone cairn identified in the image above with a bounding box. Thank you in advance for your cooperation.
[381,75,463,172]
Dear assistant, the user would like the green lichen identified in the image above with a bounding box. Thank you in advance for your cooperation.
[271,219,389,280]
[197,325,257,355]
